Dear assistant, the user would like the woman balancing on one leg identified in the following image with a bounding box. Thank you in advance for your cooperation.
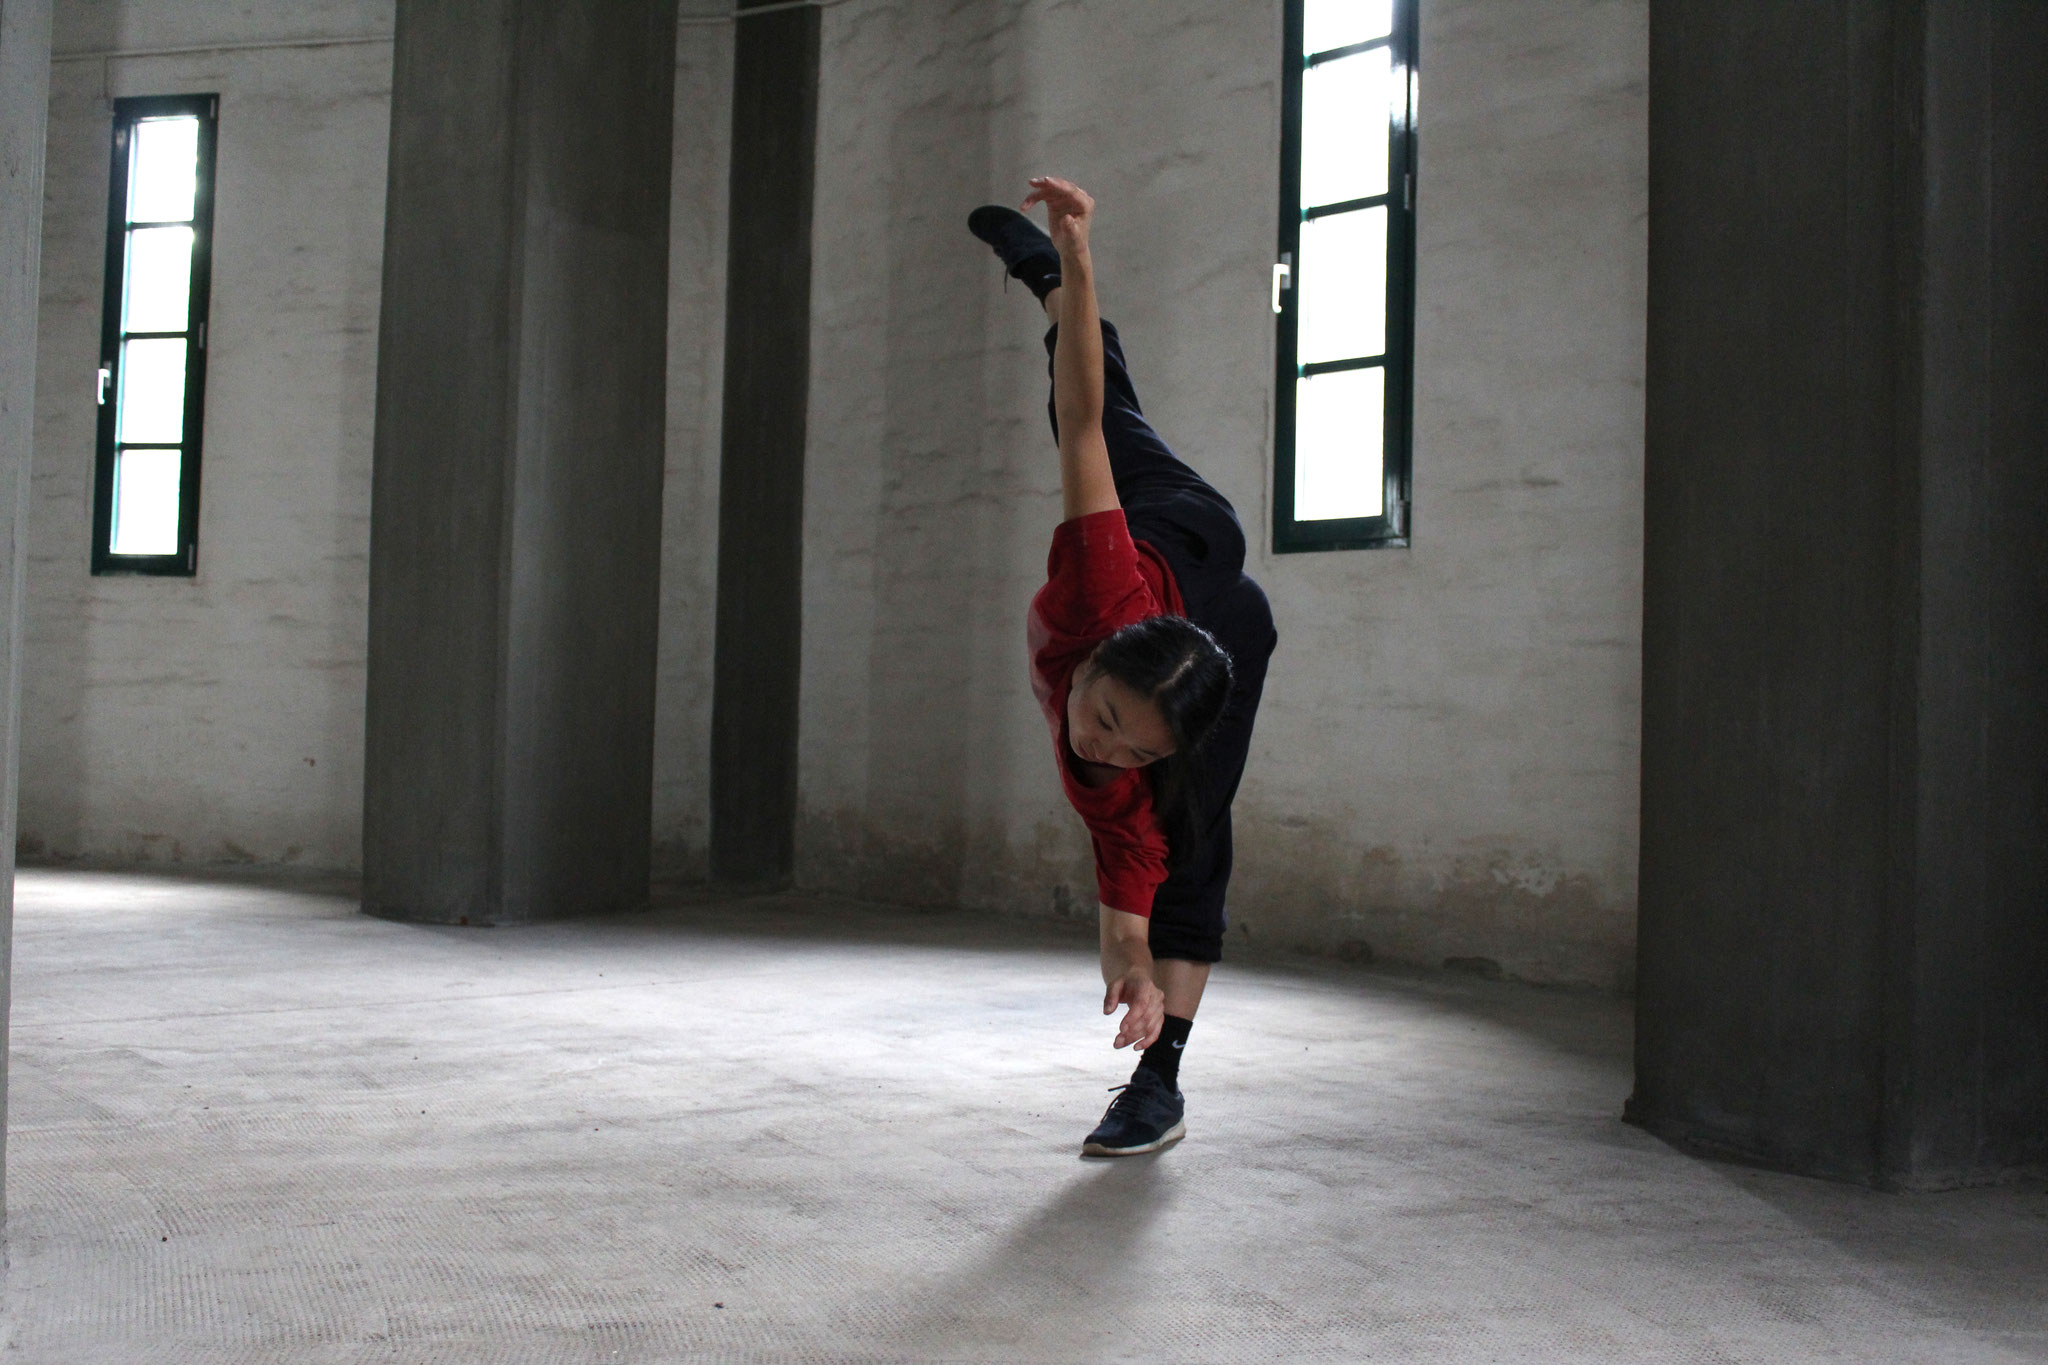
[970,177,1278,1157]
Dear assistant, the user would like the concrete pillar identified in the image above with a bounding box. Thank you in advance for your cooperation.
[708,0,818,885]
[1633,0,2048,1187]
[363,0,678,924]
[0,0,54,1227]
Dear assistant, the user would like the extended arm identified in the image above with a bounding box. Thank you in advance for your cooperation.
[1023,177,1119,522]
[1100,906,1166,1051]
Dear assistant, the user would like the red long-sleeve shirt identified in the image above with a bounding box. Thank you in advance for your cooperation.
[1026,509,1185,917]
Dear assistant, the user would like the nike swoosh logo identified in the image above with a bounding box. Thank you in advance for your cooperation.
[1170,1040,1184,1049]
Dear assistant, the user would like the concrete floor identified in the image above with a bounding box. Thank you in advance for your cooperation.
[3,870,2043,1364]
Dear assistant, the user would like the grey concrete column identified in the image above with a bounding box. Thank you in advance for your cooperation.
[708,0,818,886]
[0,0,54,1228]
[364,0,678,924]
[1633,0,2048,1188]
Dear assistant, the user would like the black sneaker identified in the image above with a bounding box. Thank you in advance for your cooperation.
[1081,1067,1186,1157]
[967,205,1061,298]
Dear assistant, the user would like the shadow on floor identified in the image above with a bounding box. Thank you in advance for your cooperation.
[1699,1157,2048,1333]
[882,1155,1172,1358]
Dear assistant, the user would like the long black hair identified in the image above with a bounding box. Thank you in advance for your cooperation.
[1088,614,1235,869]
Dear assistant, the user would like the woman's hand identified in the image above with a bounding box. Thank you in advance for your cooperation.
[1099,907,1162,1048]
[1023,175,1094,258]
[1104,968,1166,1051]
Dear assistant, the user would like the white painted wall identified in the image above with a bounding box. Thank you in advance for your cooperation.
[3,6,58,1156]
[23,0,1647,988]
[793,0,1647,987]
[21,0,734,877]
[21,1,393,868]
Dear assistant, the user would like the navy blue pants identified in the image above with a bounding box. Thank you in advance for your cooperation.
[1046,320,1278,963]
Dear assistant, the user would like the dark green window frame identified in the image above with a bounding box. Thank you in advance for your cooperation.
[1273,0,1418,553]
[93,93,218,577]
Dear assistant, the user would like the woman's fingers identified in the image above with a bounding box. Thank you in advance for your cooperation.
[1129,1012,1157,1050]
[1106,980,1164,1049]
[1118,1006,1161,1050]
[1022,175,1092,218]
[1105,979,1134,1043]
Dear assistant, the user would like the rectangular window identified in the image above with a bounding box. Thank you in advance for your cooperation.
[94,94,218,576]
[1274,0,1417,552]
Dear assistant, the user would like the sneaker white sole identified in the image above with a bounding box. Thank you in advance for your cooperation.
[1081,1118,1186,1157]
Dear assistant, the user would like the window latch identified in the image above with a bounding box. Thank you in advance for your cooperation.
[1271,253,1293,314]
[97,364,112,405]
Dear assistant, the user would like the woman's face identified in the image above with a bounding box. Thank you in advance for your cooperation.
[1066,662,1177,769]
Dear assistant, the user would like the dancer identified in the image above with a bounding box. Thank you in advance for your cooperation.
[969,177,1278,1157]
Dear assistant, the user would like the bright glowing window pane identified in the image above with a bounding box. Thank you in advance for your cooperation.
[128,117,199,223]
[110,448,184,555]
[122,226,194,333]
[1304,0,1393,54]
[1295,366,1385,521]
[1301,47,1392,208]
[1296,206,1388,365]
[116,337,188,444]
